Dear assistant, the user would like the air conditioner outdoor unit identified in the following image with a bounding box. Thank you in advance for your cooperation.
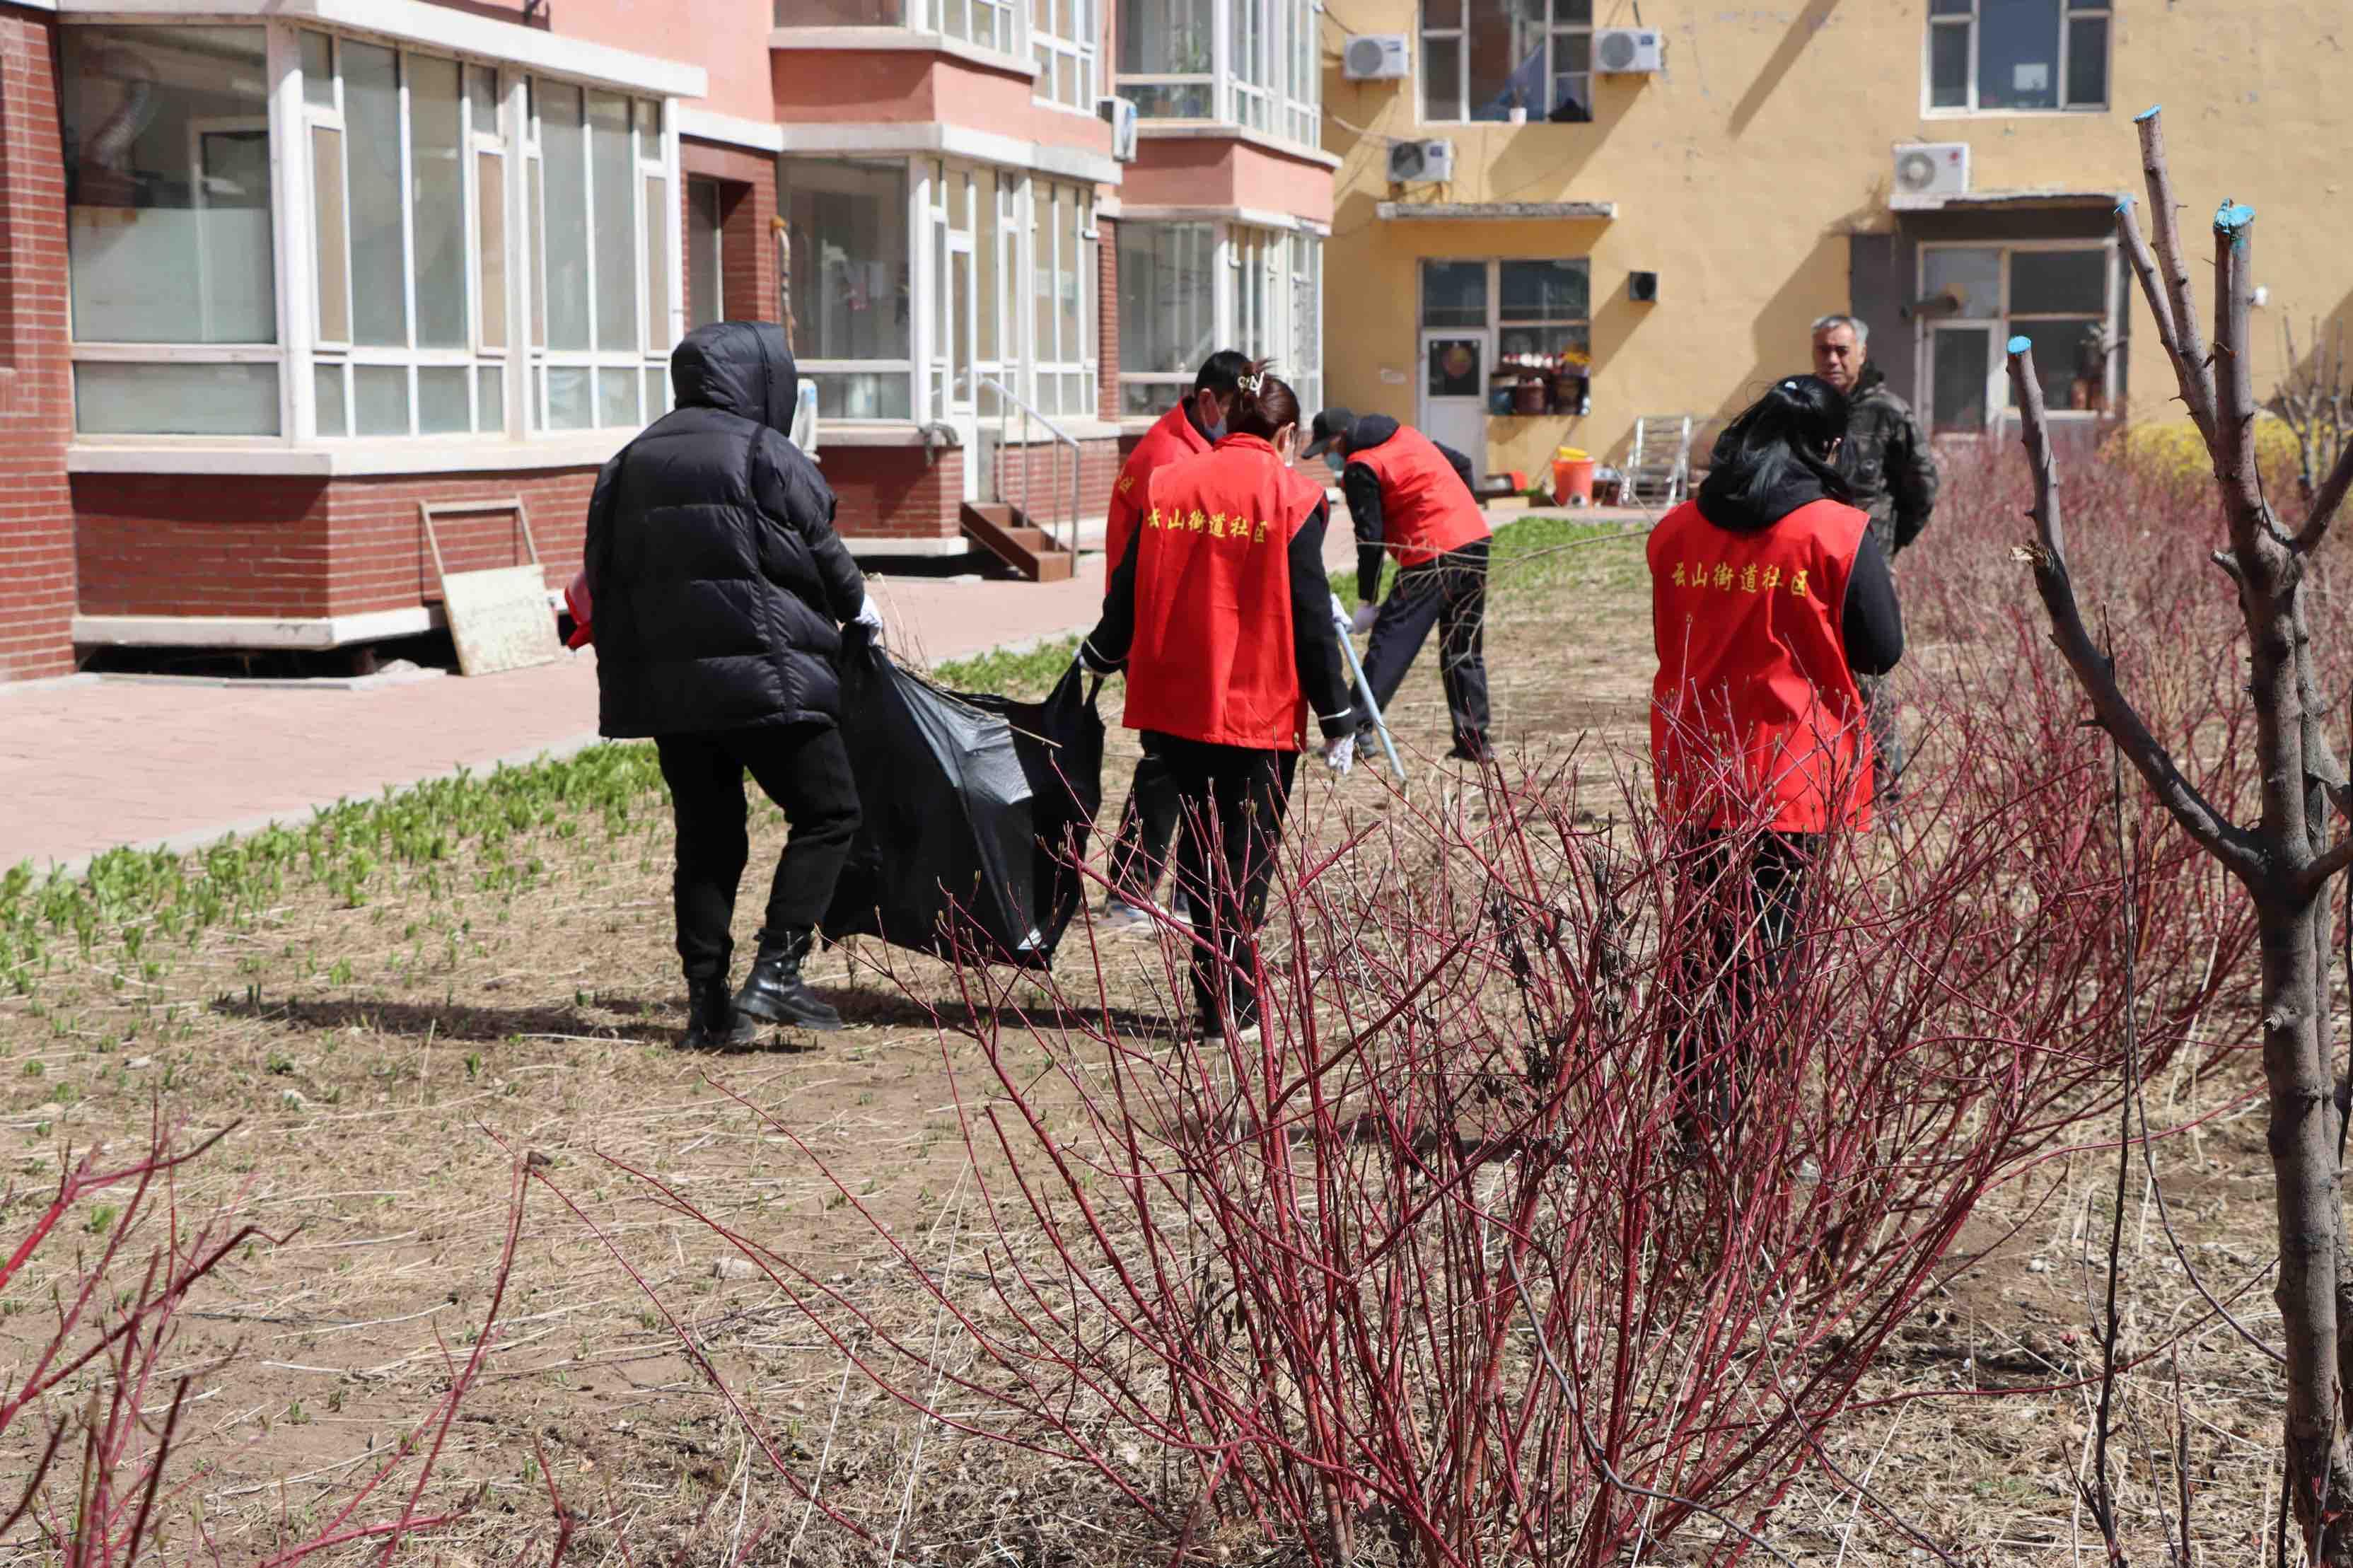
[1387,138,1454,185]
[1096,95,1139,161]
[1593,28,1663,74]
[1343,33,1410,81]
[1892,141,1970,202]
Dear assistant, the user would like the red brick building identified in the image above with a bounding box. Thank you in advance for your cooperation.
[0,0,1332,681]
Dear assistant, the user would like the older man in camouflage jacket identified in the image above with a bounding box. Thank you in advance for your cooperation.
[1811,313,1937,803]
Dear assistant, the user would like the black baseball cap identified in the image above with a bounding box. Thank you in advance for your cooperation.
[1301,408,1355,460]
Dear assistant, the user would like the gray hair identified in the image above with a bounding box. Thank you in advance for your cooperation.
[1811,313,1868,346]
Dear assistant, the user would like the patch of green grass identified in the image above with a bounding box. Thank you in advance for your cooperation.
[1487,511,1649,599]
[929,634,1084,701]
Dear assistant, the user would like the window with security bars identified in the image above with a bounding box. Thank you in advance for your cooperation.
[1927,0,2110,113]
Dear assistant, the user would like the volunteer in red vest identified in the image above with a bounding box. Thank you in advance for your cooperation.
[1096,350,1250,931]
[1081,364,1357,1044]
[1302,408,1495,762]
[1648,374,1902,1140]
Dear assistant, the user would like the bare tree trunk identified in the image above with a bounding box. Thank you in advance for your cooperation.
[2007,110,2353,1561]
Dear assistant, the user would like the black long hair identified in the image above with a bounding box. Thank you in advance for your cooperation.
[1696,374,1853,529]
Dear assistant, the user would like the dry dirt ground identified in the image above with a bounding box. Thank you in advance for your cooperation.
[0,518,2289,1564]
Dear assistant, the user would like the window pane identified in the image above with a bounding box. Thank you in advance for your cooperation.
[1928,22,1970,108]
[1977,0,2061,111]
[477,153,507,347]
[344,40,408,347]
[418,365,470,432]
[301,33,334,108]
[644,365,666,419]
[951,245,972,397]
[1549,30,1591,119]
[477,364,504,431]
[311,127,350,342]
[1127,83,1215,117]
[644,174,669,351]
[1923,247,2002,318]
[1499,259,1588,322]
[1121,0,1214,74]
[545,365,592,429]
[315,362,347,436]
[598,364,639,427]
[354,364,410,435]
[540,81,591,351]
[2065,16,2108,105]
[815,372,912,420]
[1499,322,1590,360]
[781,160,912,363]
[74,362,279,435]
[410,55,467,349]
[1119,222,1215,378]
[2010,248,2105,314]
[589,92,637,353]
[1058,212,1081,370]
[1422,35,1462,121]
[687,178,724,328]
[1033,183,1054,364]
[975,168,998,361]
[1929,329,1990,431]
[528,158,547,349]
[1929,0,1972,12]
[467,65,499,127]
[1420,260,1486,327]
[2010,318,2106,410]
[1467,0,1547,121]
[62,25,276,345]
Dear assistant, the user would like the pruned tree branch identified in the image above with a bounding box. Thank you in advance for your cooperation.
[2299,434,2353,554]
[2212,201,2273,541]
[2004,337,2262,883]
[2116,194,2214,447]
[2134,108,2220,443]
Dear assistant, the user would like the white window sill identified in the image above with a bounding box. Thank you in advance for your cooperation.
[769,27,1036,79]
[1134,120,1341,170]
[1919,105,2110,119]
[66,431,638,477]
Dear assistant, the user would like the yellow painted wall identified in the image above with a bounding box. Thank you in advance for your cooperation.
[1317,1,2353,477]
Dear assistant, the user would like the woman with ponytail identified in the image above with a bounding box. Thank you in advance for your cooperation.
[1081,362,1356,1044]
[1647,373,1903,1142]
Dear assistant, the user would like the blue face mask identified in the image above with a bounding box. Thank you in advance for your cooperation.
[1323,451,1345,473]
[1205,419,1228,442]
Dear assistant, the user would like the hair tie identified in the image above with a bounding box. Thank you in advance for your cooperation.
[1236,372,1262,395]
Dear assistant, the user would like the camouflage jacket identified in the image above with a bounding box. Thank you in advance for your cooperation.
[1839,364,1939,558]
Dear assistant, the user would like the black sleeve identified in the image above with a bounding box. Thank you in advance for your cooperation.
[1436,441,1477,492]
[1287,503,1356,740]
[754,431,864,623]
[581,450,623,601]
[1342,461,1386,604]
[1080,520,1140,673]
[1843,531,1905,676]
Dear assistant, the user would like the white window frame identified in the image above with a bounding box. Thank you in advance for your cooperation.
[1117,218,1323,420]
[782,157,919,423]
[1923,0,2112,117]
[900,0,1023,53]
[1914,236,2120,429]
[1033,0,1098,114]
[62,18,683,447]
[1115,0,1319,148]
[1419,0,1593,125]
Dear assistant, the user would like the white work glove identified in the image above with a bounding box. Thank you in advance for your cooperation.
[1349,602,1380,635]
[1322,733,1356,777]
[852,594,886,642]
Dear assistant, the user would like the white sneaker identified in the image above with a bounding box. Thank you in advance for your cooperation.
[1097,897,1154,932]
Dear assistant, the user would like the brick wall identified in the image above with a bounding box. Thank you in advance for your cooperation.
[682,138,779,325]
[0,11,74,681]
[74,470,600,621]
[1096,215,1120,424]
[823,446,962,542]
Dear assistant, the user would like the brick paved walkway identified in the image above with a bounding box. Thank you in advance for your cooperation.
[1,521,1394,873]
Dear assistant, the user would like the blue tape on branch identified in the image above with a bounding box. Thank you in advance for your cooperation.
[2006,335,2033,355]
[2216,200,2256,232]
[2115,199,2132,214]
[2134,104,2161,122]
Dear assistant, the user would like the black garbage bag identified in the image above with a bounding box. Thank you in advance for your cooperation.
[821,630,1104,969]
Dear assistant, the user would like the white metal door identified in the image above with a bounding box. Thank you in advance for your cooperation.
[1418,330,1490,464]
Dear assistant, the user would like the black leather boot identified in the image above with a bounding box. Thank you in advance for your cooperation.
[680,976,756,1050]
[733,929,844,1032]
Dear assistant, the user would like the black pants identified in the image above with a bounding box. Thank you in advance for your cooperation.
[1149,732,1298,1030]
[656,724,861,983]
[1356,541,1492,746]
[1859,673,1905,805]
[1670,831,1817,1134]
[1104,745,1181,905]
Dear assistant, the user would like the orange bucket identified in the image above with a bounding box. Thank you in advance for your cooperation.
[1550,455,1596,505]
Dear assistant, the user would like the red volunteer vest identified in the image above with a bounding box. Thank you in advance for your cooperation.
[1123,434,1327,753]
[1105,402,1211,571]
[1647,496,1873,833]
[1352,427,1491,567]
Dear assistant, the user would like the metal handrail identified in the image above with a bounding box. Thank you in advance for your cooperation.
[977,375,1082,555]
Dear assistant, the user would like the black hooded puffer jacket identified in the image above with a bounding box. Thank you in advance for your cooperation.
[583,322,866,738]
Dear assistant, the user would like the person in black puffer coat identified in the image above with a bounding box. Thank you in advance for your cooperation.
[584,321,880,1046]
